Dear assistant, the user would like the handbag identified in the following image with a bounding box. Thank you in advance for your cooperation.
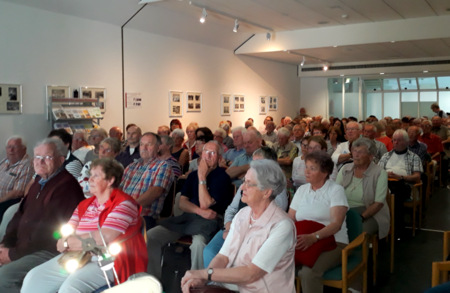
[58,251,91,269]
[294,220,337,267]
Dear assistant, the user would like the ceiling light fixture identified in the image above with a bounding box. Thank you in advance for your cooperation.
[266,32,271,41]
[423,70,429,73]
[300,56,305,67]
[323,64,329,71]
[233,19,239,33]
[199,8,207,23]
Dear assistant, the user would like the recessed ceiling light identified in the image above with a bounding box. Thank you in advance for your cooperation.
[333,45,338,48]
[341,14,348,19]
[391,41,395,43]
[423,70,429,73]
[380,72,385,75]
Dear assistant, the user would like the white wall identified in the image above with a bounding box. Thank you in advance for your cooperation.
[0,2,300,158]
[122,28,299,132]
[0,1,122,158]
[299,77,329,118]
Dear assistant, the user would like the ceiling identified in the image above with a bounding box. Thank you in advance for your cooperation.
[4,0,450,74]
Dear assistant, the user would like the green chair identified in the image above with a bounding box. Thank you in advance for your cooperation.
[322,209,368,293]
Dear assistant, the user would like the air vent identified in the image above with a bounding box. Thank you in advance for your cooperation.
[301,60,450,72]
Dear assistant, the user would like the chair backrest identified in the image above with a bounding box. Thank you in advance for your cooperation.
[346,209,363,243]
[159,180,177,218]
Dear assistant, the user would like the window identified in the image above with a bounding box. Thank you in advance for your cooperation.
[330,76,450,120]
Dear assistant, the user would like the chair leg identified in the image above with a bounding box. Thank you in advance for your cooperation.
[412,202,416,237]
[390,234,394,273]
[295,276,301,293]
[372,236,378,285]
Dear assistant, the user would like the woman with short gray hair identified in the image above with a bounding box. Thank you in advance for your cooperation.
[336,137,389,239]
[171,128,189,172]
[182,159,295,293]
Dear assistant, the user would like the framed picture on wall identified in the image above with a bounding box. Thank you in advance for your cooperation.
[46,85,70,99]
[186,91,202,112]
[0,84,22,114]
[233,94,245,112]
[80,86,106,114]
[221,93,231,116]
[169,90,183,117]
[46,85,70,119]
[259,96,267,115]
[269,96,278,111]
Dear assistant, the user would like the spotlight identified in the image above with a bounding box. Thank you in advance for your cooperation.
[266,32,271,41]
[233,19,239,33]
[323,64,329,71]
[199,8,207,23]
[300,56,305,67]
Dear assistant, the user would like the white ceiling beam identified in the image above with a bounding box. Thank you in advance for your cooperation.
[236,15,450,54]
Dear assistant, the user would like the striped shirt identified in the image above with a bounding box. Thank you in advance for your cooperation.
[0,154,33,199]
[69,197,138,234]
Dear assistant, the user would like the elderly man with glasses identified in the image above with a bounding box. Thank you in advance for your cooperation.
[332,121,362,170]
[0,138,84,292]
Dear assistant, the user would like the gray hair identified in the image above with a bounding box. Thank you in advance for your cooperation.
[73,130,87,141]
[214,128,226,138]
[101,137,121,154]
[277,127,291,137]
[352,137,377,156]
[35,137,67,158]
[393,129,409,141]
[347,121,362,130]
[91,128,108,139]
[250,159,286,200]
[160,135,174,148]
[231,126,246,135]
[6,135,26,147]
[171,128,185,139]
[203,140,224,156]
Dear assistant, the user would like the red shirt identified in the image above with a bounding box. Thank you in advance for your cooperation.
[419,133,443,161]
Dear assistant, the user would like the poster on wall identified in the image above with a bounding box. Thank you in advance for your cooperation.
[259,96,267,115]
[80,86,106,114]
[186,91,202,112]
[220,93,231,116]
[233,94,245,112]
[0,84,22,114]
[269,96,278,111]
[169,90,183,117]
[125,92,142,109]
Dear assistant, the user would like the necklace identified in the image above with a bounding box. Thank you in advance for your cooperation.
[250,213,257,222]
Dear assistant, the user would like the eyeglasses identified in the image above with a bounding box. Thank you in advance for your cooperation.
[100,146,112,153]
[34,155,54,161]
[203,150,217,156]
[242,180,258,188]
[301,143,309,148]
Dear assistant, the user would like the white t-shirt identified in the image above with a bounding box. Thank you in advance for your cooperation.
[384,152,407,176]
[290,180,349,244]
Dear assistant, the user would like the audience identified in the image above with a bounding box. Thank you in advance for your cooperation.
[5,110,449,292]
[0,138,84,291]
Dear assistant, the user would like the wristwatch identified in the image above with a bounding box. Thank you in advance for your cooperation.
[315,234,320,241]
[199,180,207,185]
[207,268,214,281]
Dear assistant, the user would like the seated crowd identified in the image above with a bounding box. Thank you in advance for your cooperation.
[0,105,448,293]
